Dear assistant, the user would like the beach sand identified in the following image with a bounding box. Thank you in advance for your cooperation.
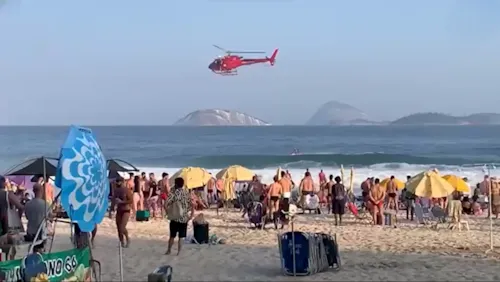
[16,211,500,281]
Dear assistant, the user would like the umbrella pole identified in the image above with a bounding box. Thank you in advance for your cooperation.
[485,166,494,254]
[488,178,493,252]
[118,240,124,281]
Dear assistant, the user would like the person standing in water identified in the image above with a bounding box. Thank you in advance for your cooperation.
[111,177,132,248]
[331,176,346,226]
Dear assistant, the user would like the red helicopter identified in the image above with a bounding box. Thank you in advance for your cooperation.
[208,45,279,76]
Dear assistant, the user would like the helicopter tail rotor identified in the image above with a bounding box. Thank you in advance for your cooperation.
[267,48,279,66]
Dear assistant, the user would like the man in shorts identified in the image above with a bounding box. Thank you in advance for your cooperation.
[165,177,194,255]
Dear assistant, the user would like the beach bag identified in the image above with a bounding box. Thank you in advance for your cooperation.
[136,210,150,222]
[148,265,173,282]
[6,191,24,233]
[167,200,183,221]
[21,253,47,282]
[248,202,264,225]
[192,222,209,244]
[305,195,319,210]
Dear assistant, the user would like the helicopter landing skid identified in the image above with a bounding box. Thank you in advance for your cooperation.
[215,70,237,76]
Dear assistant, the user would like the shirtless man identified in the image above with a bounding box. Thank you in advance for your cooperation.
[267,176,283,219]
[480,175,491,217]
[386,175,398,212]
[279,171,291,195]
[126,173,134,192]
[325,175,334,213]
[299,172,314,207]
[369,178,385,225]
[158,173,169,217]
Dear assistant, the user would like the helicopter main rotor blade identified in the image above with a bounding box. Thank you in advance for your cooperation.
[213,45,229,53]
[229,51,266,54]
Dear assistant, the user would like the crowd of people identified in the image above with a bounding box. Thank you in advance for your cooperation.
[2,167,499,257]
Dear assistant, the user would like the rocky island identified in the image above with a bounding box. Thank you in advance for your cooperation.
[306,101,382,125]
[174,109,270,126]
[391,113,500,125]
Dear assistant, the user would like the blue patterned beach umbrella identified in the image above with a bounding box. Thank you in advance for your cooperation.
[55,125,109,232]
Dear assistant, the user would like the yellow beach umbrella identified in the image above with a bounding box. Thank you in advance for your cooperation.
[169,167,211,189]
[406,169,455,198]
[442,174,470,193]
[222,178,236,201]
[380,177,405,190]
[216,165,254,182]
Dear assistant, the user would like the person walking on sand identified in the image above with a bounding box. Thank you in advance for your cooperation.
[386,175,399,213]
[369,178,385,225]
[299,172,314,207]
[267,176,283,219]
[403,175,415,220]
[165,177,194,256]
[325,175,335,214]
[206,174,216,206]
[279,171,292,198]
[146,173,161,219]
[318,169,326,186]
[111,176,132,248]
[331,176,346,225]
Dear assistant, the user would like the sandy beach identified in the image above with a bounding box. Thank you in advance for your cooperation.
[13,210,500,281]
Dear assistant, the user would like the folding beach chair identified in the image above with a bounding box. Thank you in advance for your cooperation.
[347,202,372,224]
[429,206,448,229]
[414,203,433,226]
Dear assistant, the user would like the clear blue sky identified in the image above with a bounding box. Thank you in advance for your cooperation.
[1,0,499,125]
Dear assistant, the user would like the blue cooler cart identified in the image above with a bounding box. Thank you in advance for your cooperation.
[279,231,312,276]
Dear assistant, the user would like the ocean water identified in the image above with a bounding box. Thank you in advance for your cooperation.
[1,126,500,190]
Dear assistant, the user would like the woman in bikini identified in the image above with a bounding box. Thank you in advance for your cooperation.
[132,176,143,215]
[112,177,132,247]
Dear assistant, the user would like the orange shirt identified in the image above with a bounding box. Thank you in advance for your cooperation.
[44,183,54,203]
[279,177,292,194]
[268,182,283,197]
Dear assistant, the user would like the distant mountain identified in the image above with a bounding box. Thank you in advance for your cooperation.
[391,112,500,125]
[306,101,380,125]
[174,109,270,126]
